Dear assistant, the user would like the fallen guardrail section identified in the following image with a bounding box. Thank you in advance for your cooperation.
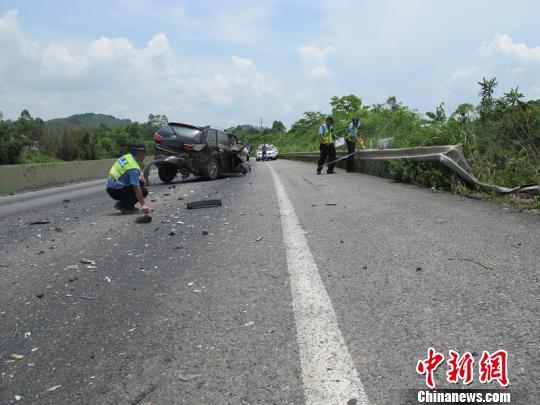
[280,145,539,195]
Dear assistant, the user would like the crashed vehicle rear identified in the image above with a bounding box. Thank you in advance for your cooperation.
[151,123,250,183]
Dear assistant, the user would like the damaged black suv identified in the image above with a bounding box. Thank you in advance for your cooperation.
[153,123,243,183]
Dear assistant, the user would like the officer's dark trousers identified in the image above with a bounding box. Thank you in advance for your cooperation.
[317,143,336,173]
[346,140,356,172]
[106,180,148,209]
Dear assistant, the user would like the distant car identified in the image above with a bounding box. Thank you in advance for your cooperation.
[152,122,243,182]
[256,144,278,161]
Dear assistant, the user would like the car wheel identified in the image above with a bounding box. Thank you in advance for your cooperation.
[158,165,177,183]
[204,158,220,180]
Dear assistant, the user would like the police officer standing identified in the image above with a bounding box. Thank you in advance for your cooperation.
[345,117,364,172]
[106,143,150,214]
[317,116,336,175]
[261,143,267,162]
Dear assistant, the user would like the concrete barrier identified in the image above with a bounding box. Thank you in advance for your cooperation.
[0,159,116,194]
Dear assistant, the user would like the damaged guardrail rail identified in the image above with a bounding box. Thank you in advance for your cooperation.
[280,145,539,195]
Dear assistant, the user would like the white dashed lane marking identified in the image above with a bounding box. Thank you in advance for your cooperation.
[269,165,369,405]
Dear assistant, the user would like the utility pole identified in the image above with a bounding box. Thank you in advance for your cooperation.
[260,117,263,133]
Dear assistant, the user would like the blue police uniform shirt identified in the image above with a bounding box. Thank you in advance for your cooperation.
[348,124,357,137]
[319,124,333,137]
[106,155,141,190]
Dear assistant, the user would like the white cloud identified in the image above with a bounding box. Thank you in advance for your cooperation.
[298,44,337,78]
[231,56,257,70]
[480,34,540,63]
[440,34,540,113]
[0,9,285,126]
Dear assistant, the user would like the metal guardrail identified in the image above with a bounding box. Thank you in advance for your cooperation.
[280,145,539,195]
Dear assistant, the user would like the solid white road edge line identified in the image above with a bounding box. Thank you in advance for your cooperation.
[269,164,369,405]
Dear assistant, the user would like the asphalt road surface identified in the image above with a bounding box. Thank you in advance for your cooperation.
[0,159,538,404]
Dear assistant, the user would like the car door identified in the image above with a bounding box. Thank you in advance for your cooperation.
[205,129,218,154]
[217,131,233,172]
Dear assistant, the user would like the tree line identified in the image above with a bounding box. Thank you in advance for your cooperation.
[0,112,167,165]
[235,78,539,190]
[1,77,538,192]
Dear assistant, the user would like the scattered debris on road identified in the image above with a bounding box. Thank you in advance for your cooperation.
[448,258,493,270]
[28,220,50,225]
[130,384,156,405]
[325,203,337,206]
[135,215,152,224]
[187,199,222,209]
[79,258,96,265]
[79,295,94,300]
[46,385,62,392]
[178,373,202,382]
[244,321,255,327]
[255,236,264,242]
[11,353,25,360]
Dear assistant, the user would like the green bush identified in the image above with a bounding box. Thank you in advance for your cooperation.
[19,151,62,164]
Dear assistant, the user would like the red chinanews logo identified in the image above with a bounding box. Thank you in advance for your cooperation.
[416,348,509,389]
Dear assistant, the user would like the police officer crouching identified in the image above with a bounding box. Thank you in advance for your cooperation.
[317,116,336,175]
[106,143,151,215]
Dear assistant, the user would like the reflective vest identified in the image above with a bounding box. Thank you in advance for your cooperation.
[321,124,334,144]
[108,154,140,185]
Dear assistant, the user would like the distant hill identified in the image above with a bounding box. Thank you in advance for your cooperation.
[46,113,132,136]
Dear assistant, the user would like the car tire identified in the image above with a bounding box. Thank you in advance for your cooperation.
[158,165,177,183]
[203,158,220,180]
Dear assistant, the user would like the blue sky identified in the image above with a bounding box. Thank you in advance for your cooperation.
[1,0,539,127]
